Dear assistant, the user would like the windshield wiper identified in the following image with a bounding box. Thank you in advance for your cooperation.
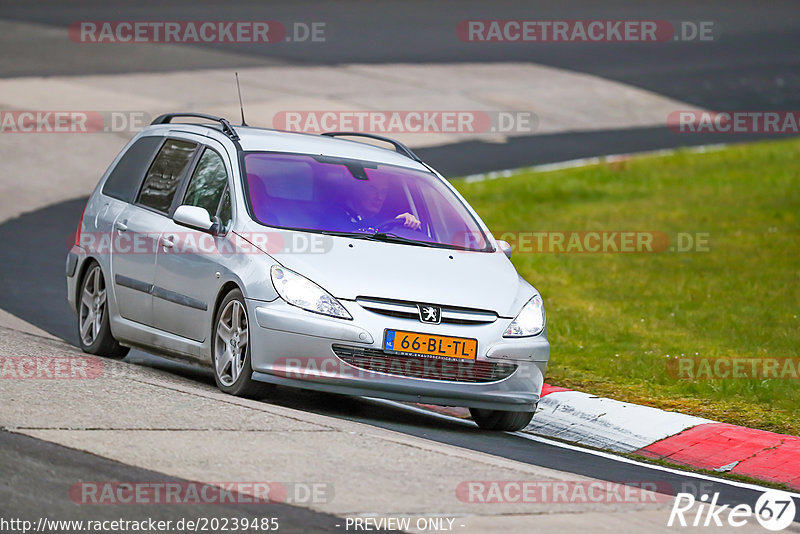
[318,230,435,247]
[312,229,492,251]
[318,230,369,237]
[364,232,435,247]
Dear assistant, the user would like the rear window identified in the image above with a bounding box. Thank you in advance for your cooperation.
[101,136,162,203]
[136,139,198,213]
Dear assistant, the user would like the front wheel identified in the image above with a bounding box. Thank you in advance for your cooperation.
[77,262,129,359]
[469,407,535,431]
[212,289,273,399]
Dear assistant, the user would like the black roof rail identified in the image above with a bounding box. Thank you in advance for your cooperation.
[321,132,422,162]
[151,112,239,141]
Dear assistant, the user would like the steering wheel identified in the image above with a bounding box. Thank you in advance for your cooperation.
[375,217,409,233]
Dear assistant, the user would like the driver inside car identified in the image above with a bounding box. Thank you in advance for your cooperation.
[340,175,421,232]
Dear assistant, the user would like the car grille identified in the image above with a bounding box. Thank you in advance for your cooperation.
[355,296,497,325]
[332,344,516,383]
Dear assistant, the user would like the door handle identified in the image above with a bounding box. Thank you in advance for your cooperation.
[114,221,128,232]
[161,236,175,249]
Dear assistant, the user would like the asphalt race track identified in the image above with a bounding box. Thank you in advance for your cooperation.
[0,431,347,533]
[2,0,799,112]
[1,0,799,168]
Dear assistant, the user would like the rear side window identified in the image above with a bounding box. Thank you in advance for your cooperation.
[137,139,198,213]
[102,136,162,202]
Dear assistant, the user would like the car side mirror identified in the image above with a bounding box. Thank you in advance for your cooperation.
[497,239,512,258]
[173,205,216,233]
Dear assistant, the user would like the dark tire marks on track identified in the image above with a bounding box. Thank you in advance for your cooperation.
[0,430,349,532]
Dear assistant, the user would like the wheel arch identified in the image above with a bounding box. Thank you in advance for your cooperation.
[210,280,244,349]
[75,255,101,291]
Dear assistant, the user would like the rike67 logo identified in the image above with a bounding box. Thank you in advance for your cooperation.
[668,489,796,531]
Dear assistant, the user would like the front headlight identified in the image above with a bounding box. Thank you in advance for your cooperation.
[270,265,352,319]
[503,295,545,337]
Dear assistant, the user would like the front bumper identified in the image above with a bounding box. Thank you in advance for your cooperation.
[247,298,549,412]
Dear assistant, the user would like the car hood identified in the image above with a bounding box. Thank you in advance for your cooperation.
[237,226,534,317]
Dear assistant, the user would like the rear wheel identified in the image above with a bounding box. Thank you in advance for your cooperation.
[469,407,535,431]
[212,289,273,398]
[77,262,129,359]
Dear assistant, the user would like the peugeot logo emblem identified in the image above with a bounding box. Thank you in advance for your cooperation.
[417,304,441,324]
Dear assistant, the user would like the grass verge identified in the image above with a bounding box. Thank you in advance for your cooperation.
[455,139,800,435]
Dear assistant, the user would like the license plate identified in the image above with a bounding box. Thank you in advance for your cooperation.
[383,329,477,360]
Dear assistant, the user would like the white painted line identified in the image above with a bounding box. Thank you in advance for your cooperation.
[462,143,728,183]
[513,432,800,499]
[369,398,800,497]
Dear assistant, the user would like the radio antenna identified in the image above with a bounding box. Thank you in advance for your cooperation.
[235,72,247,126]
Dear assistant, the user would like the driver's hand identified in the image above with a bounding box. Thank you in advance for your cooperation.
[395,212,421,230]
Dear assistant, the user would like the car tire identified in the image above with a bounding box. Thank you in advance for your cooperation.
[77,261,130,359]
[212,288,273,399]
[469,407,535,432]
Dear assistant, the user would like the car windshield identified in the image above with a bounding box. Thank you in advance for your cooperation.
[243,152,491,251]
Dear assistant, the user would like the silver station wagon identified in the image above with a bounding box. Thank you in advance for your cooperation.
[66,113,550,431]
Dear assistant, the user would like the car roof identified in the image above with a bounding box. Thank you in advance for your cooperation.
[143,122,432,172]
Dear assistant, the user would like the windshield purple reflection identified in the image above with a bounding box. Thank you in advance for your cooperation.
[243,153,490,251]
